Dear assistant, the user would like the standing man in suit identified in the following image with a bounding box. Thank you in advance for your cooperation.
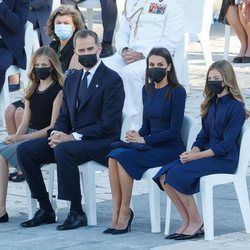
[17,29,125,230]
[0,0,29,93]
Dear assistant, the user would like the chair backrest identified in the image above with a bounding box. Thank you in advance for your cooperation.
[181,0,212,36]
[181,114,200,150]
[22,21,34,88]
[235,125,250,177]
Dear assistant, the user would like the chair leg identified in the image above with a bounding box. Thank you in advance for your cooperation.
[26,182,37,219]
[81,164,97,226]
[164,196,172,235]
[0,76,10,126]
[199,34,213,68]
[223,25,231,60]
[47,165,57,212]
[147,177,161,233]
[234,179,250,233]
[201,182,214,240]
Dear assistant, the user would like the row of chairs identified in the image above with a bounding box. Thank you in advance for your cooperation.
[25,114,250,240]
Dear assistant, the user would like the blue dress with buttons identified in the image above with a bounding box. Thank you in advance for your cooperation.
[108,83,186,180]
[153,94,246,195]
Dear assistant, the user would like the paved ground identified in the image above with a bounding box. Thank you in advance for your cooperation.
[1,14,250,250]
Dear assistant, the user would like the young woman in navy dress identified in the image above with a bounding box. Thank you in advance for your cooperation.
[105,47,186,235]
[153,59,250,240]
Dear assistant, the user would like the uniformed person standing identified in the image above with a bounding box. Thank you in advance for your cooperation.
[102,0,184,120]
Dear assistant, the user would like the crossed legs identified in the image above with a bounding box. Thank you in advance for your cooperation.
[108,158,133,230]
[159,174,202,235]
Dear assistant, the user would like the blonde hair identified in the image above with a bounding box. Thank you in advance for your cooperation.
[201,60,250,119]
[25,46,64,99]
[47,5,85,40]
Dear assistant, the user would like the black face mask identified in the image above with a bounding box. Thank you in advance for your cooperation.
[207,80,225,94]
[148,68,167,83]
[33,67,53,80]
[78,54,98,68]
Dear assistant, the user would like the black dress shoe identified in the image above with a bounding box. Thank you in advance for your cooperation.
[20,209,56,228]
[100,44,113,58]
[232,56,243,63]
[165,233,180,239]
[242,56,250,63]
[174,224,204,240]
[57,211,87,230]
[103,228,115,234]
[0,213,9,223]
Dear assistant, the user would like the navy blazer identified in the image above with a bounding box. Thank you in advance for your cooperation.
[54,61,125,143]
[0,0,30,69]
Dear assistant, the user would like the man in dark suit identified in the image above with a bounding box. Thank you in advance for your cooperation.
[0,0,29,92]
[17,29,125,230]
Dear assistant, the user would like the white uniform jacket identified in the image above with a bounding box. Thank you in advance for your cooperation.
[115,0,184,56]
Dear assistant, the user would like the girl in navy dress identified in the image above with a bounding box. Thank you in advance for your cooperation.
[153,60,250,240]
[105,47,186,235]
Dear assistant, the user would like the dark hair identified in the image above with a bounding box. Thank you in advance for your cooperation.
[73,29,100,48]
[145,47,182,99]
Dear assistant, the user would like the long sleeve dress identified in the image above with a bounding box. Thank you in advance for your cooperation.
[153,93,245,195]
[108,83,186,180]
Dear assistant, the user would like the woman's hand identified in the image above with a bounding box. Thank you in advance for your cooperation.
[125,130,145,144]
[4,134,24,144]
[179,151,200,164]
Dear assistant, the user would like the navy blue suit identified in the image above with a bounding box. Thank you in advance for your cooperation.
[0,0,29,91]
[17,61,125,202]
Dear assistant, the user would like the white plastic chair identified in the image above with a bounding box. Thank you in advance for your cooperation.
[200,125,250,240]
[223,25,231,60]
[181,0,213,68]
[140,114,199,233]
[0,21,33,126]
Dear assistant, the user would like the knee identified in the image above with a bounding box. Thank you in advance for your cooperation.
[4,104,16,120]
[53,143,68,160]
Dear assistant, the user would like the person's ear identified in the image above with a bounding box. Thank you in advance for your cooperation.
[167,63,172,71]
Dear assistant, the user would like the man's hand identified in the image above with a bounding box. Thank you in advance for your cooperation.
[122,49,144,64]
[48,131,75,148]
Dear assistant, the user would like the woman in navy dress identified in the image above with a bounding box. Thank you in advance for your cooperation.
[105,47,186,235]
[153,60,250,240]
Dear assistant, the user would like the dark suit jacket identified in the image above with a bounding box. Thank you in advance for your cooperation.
[53,61,125,164]
[0,0,30,69]
[29,0,52,45]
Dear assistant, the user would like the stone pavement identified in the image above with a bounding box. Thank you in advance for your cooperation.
[1,20,250,250]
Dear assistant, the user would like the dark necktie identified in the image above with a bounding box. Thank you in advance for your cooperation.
[78,71,90,108]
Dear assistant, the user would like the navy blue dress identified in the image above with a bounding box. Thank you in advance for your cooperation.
[108,83,186,180]
[153,94,245,195]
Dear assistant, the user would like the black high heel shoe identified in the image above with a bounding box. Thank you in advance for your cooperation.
[174,223,204,240]
[112,209,134,235]
[103,228,115,234]
[0,213,9,223]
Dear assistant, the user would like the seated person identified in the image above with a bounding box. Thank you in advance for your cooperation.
[5,5,85,181]
[153,60,250,240]
[102,0,184,118]
[104,47,186,235]
[17,30,125,230]
[0,46,63,223]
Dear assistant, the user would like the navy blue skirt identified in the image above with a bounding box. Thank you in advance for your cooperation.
[153,157,238,195]
[108,144,184,180]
